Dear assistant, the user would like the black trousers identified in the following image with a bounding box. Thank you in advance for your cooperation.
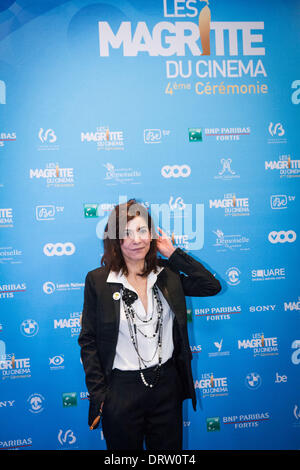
[101,357,183,450]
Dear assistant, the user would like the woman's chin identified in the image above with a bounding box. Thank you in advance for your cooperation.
[124,248,148,262]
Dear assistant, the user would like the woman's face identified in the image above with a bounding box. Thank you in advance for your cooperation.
[120,216,151,264]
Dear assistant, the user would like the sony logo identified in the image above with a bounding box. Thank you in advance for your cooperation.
[0,400,15,407]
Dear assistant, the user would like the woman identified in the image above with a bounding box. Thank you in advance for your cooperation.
[78,199,221,450]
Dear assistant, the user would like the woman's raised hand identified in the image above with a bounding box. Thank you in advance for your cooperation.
[156,227,176,258]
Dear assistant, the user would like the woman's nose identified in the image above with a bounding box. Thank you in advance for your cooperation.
[132,230,146,242]
[133,232,141,242]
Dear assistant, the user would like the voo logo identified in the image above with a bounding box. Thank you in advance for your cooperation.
[161,165,191,178]
[43,243,76,256]
[268,230,296,244]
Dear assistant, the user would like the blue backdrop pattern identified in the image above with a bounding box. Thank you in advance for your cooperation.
[0,0,299,450]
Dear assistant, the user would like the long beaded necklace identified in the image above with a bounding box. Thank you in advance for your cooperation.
[122,285,164,388]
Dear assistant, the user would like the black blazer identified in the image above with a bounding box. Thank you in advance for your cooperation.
[78,247,221,426]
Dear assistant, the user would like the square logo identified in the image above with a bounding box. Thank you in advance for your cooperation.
[189,128,202,142]
[206,417,221,432]
[84,204,99,218]
[62,392,77,408]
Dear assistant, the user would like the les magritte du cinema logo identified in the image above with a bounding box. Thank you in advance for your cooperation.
[97,0,267,87]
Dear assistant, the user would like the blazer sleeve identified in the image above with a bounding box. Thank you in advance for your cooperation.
[78,272,108,426]
[166,247,221,297]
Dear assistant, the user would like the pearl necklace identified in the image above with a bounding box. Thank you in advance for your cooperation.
[122,285,164,388]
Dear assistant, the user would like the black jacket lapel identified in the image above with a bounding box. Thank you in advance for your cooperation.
[156,268,186,327]
[107,282,122,329]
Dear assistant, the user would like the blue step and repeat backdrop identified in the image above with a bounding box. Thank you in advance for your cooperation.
[0,0,299,451]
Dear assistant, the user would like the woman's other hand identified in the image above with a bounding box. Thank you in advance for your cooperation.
[156,227,176,258]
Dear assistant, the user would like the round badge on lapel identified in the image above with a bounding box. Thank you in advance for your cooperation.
[113,292,120,300]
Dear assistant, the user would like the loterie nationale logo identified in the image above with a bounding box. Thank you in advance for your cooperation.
[43,281,84,294]
[98,0,268,97]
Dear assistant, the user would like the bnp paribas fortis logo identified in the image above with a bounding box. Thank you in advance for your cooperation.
[188,128,203,142]
[62,393,77,408]
[206,417,220,432]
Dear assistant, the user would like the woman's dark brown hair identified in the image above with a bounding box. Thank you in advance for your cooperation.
[100,199,158,277]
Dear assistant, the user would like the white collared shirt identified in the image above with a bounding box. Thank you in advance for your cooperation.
[106,267,175,371]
